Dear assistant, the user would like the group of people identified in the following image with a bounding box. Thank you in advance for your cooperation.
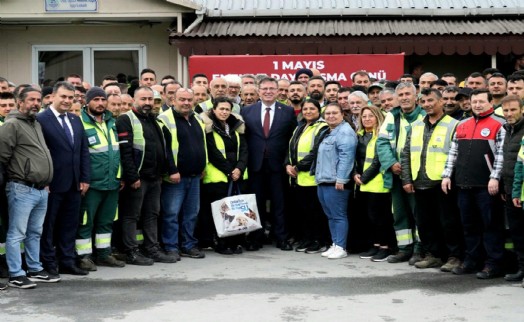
[0,64,523,291]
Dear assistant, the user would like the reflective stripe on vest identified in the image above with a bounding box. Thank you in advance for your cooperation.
[360,131,389,193]
[410,115,458,181]
[125,111,146,172]
[295,122,327,187]
[95,233,112,249]
[519,141,524,201]
[203,131,248,184]
[75,238,92,255]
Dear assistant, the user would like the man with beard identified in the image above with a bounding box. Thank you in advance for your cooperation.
[224,74,242,105]
[0,87,56,289]
[352,71,371,89]
[379,89,399,113]
[287,81,307,120]
[307,76,326,106]
[488,73,507,112]
[240,84,258,107]
[442,86,464,120]
[116,86,176,265]
[456,88,473,119]
[41,86,54,110]
[75,87,125,271]
[377,82,426,265]
[324,81,340,104]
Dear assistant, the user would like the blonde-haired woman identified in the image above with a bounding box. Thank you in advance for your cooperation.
[353,106,396,262]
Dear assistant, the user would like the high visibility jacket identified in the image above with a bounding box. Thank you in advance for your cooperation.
[81,109,121,190]
[409,115,458,181]
[204,131,248,184]
[125,110,146,172]
[157,108,207,182]
[289,120,327,186]
[513,141,524,201]
[359,130,389,193]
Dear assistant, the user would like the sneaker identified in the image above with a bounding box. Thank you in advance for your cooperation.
[359,247,379,259]
[387,251,412,263]
[371,248,392,262]
[328,245,348,259]
[305,242,328,254]
[321,244,336,257]
[27,269,61,283]
[8,275,36,289]
[0,282,7,290]
[414,253,443,269]
[408,252,424,266]
[166,250,181,261]
[181,247,205,259]
[440,257,461,273]
[126,248,154,266]
[79,256,97,272]
[144,247,177,263]
[96,255,126,268]
[295,240,313,252]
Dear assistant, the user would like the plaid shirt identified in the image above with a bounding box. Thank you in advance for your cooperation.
[442,115,506,180]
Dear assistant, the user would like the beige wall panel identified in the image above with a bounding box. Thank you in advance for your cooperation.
[0,22,178,85]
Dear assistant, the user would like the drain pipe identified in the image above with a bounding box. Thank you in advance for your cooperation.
[184,11,205,33]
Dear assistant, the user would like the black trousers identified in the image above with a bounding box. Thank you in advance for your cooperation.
[248,160,288,243]
[360,191,396,248]
[505,194,524,270]
[41,188,81,269]
[415,186,464,259]
[293,185,330,244]
[119,178,161,253]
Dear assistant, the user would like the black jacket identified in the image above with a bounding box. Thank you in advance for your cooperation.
[116,109,173,183]
[202,111,248,177]
[502,117,524,194]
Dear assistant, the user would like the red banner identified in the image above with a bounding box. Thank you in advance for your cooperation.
[189,54,405,86]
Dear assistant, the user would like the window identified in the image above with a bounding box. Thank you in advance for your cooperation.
[32,45,146,87]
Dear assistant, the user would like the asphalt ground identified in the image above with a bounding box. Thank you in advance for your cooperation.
[0,246,522,322]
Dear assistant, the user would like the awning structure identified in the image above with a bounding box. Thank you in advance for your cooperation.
[170,18,524,56]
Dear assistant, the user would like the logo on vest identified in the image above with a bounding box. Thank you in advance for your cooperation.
[480,128,490,137]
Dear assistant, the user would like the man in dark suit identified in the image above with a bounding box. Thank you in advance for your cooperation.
[37,81,91,276]
[241,77,296,251]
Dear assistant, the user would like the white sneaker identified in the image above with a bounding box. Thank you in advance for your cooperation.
[328,245,348,259]
[321,244,336,257]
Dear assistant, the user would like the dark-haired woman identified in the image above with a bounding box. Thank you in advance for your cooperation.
[286,99,330,254]
[200,97,248,255]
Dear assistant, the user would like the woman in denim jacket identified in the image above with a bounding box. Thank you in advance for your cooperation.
[315,103,357,259]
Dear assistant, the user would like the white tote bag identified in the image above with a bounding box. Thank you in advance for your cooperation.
[211,184,262,237]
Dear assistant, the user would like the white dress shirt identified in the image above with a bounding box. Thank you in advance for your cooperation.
[50,105,74,136]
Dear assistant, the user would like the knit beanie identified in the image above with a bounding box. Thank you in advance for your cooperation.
[295,68,313,80]
[85,87,107,104]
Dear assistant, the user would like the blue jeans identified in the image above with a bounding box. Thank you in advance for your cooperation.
[161,177,200,251]
[6,182,48,277]
[317,184,349,249]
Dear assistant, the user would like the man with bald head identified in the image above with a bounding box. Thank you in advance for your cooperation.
[191,85,208,107]
[198,77,240,113]
[158,88,208,259]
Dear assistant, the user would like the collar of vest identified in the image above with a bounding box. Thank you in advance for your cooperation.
[474,108,494,119]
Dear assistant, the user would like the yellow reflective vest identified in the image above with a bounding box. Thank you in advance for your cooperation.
[203,131,248,184]
[124,110,146,172]
[409,115,458,181]
[157,108,207,182]
[359,130,389,193]
[290,120,327,187]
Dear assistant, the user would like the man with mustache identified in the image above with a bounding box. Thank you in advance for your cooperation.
[116,86,177,265]
[287,81,307,120]
[307,76,326,106]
